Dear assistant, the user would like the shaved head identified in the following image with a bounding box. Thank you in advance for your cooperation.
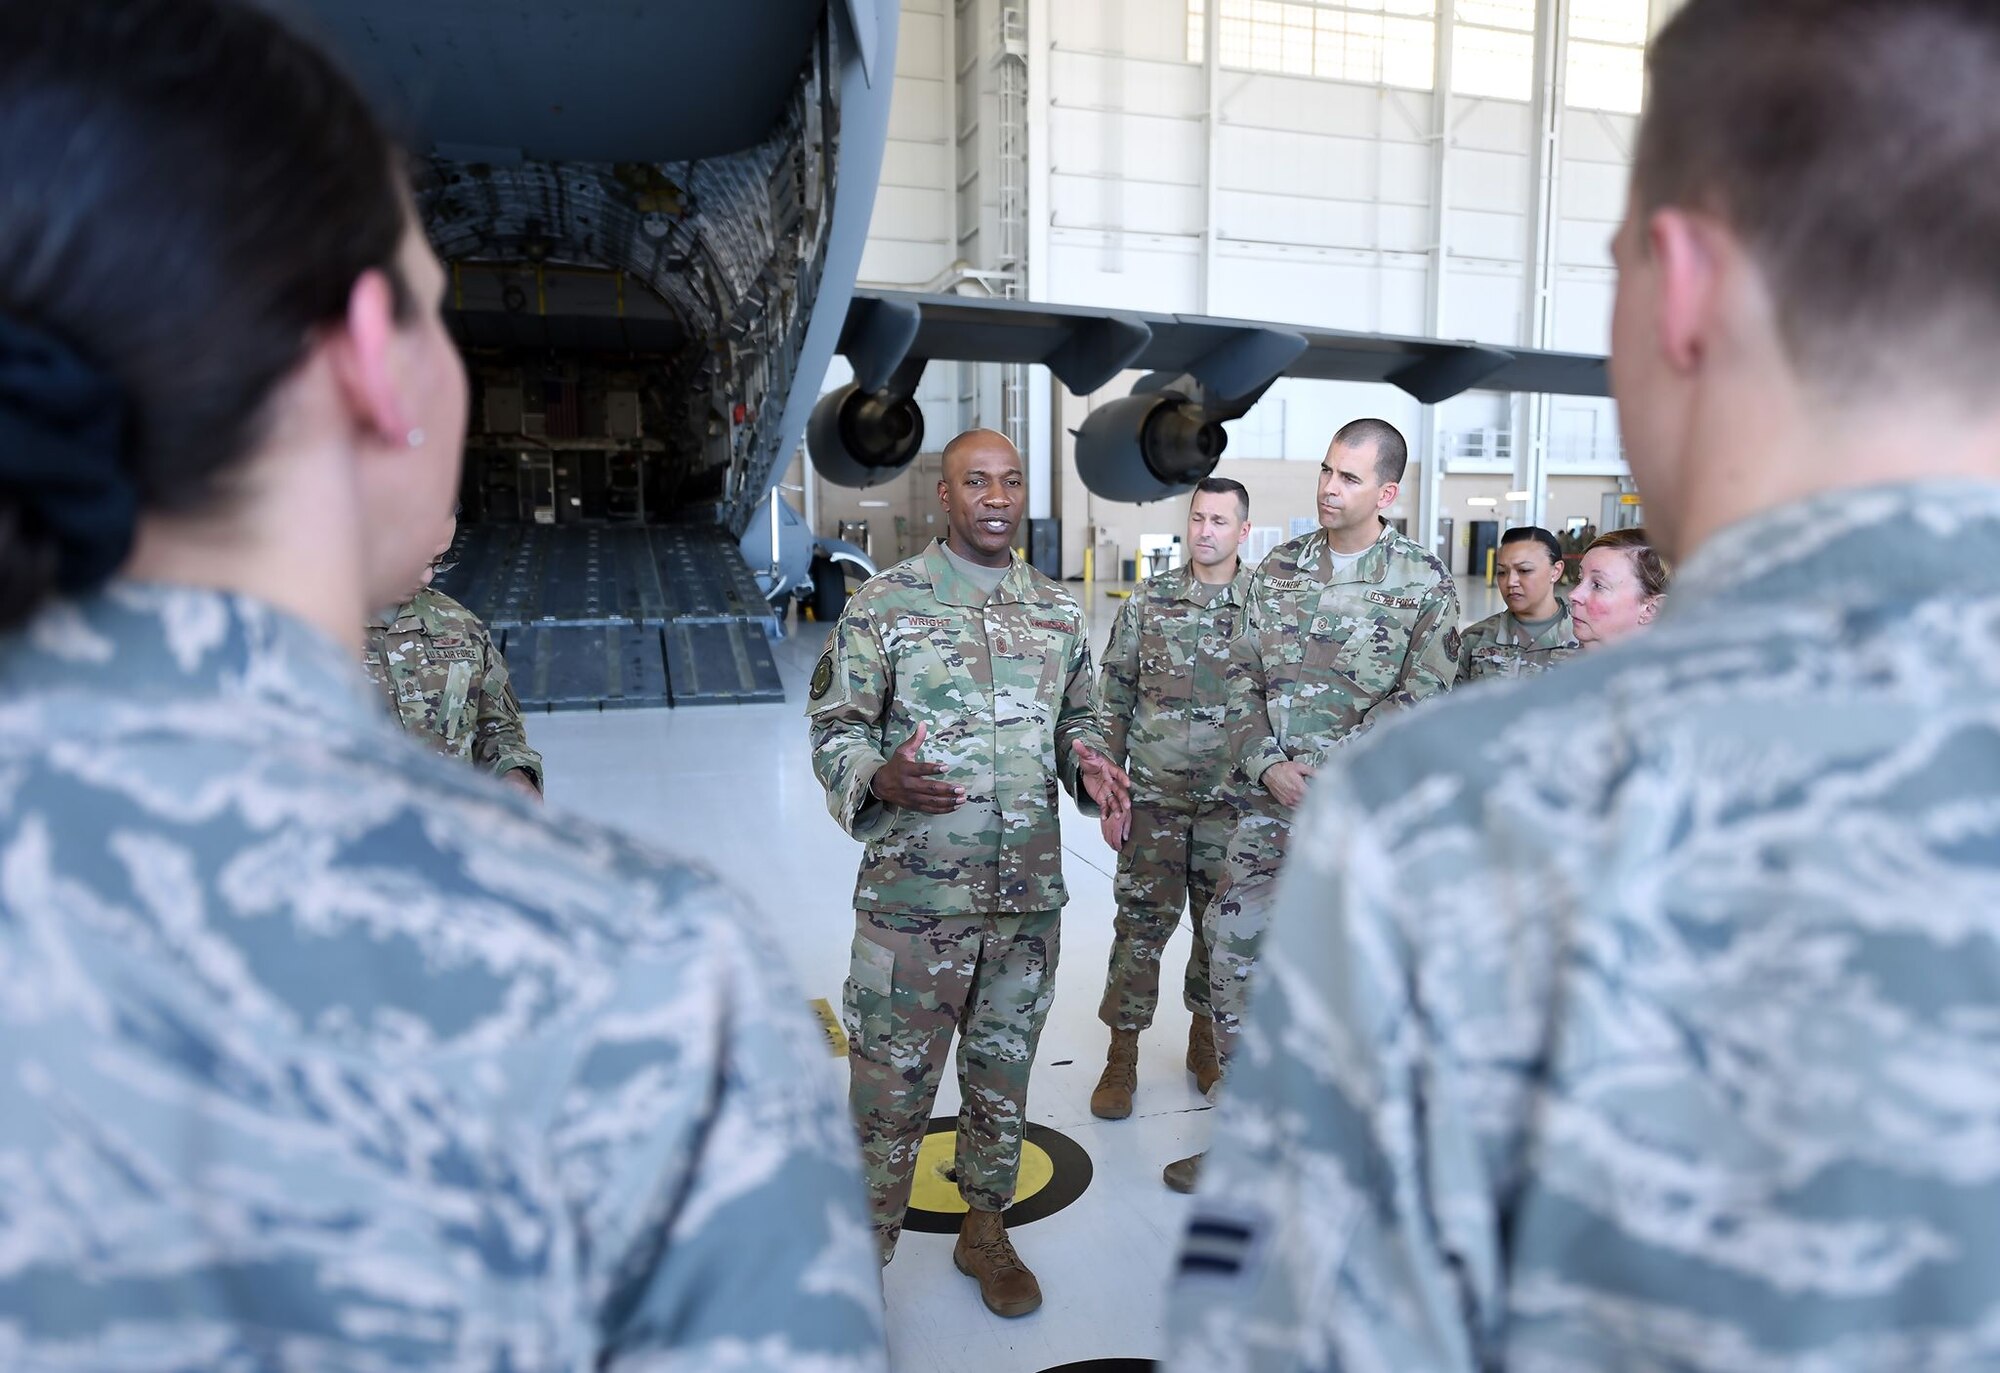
[941,427,1019,481]
[937,427,1024,566]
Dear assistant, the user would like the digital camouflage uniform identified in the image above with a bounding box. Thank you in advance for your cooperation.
[1455,601,1581,683]
[1209,520,1458,1066]
[808,539,1106,1257]
[363,585,542,789]
[1095,561,1252,1031]
[1172,482,2000,1373]
[0,584,886,1372]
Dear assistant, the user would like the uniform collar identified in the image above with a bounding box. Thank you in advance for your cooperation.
[1505,600,1577,647]
[1174,560,1250,605]
[2,581,387,741]
[1313,520,1397,586]
[374,587,458,635]
[1669,480,2000,617]
[924,537,1034,608]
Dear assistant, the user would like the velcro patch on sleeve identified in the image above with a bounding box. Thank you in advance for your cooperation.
[1175,1201,1271,1284]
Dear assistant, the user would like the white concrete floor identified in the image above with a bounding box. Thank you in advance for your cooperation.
[531,572,1507,1373]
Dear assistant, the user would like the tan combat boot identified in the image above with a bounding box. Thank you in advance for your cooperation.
[954,1208,1042,1317]
[1162,1151,1204,1193]
[1186,1014,1222,1095]
[1090,1028,1141,1119]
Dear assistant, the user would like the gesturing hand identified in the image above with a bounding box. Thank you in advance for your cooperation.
[870,722,965,813]
[1262,759,1316,811]
[1073,741,1132,826]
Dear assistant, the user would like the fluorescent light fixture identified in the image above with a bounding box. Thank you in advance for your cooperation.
[1466,497,1499,508]
[1505,490,1531,502]
[859,500,890,508]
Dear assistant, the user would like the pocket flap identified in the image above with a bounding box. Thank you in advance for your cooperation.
[850,935,895,996]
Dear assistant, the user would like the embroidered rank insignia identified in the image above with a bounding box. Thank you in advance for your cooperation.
[810,651,835,700]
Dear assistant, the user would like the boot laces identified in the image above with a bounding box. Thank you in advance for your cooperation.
[969,1222,1026,1274]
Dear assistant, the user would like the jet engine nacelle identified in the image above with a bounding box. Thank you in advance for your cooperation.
[807,382,926,488]
[1073,391,1228,504]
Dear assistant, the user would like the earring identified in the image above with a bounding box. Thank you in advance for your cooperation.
[407,428,427,448]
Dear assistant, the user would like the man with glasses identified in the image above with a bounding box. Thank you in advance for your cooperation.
[363,513,544,799]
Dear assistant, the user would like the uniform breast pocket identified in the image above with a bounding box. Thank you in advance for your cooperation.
[1316,603,1416,699]
[1138,623,1191,702]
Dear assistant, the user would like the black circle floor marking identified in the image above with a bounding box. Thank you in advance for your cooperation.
[901,1117,1093,1235]
[1035,1361,1156,1371]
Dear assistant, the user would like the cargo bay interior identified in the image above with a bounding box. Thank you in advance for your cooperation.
[313,0,1682,1368]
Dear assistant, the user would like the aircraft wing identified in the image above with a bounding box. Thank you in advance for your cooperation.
[840,289,1608,404]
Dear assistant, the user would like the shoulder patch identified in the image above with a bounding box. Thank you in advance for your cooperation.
[810,651,835,700]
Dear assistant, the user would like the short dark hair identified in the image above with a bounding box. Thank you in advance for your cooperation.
[1501,525,1563,566]
[1637,0,2000,396]
[0,0,412,629]
[1331,418,1408,486]
[1586,527,1671,600]
[1193,476,1249,520]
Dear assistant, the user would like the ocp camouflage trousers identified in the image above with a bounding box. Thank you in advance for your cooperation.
[1201,796,1293,1073]
[1098,799,1229,1030]
[843,907,1060,1259]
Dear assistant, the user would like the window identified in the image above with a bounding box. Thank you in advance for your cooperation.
[1565,0,1646,113]
[1189,0,1438,92]
[1451,0,1535,101]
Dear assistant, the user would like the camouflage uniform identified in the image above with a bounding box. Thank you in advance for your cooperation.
[1171,482,2000,1372]
[809,539,1106,1257]
[363,585,542,788]
[0,584,886,1372]
[1095,561,1252,1031]
[1208,521,1458,1066]
[1455,601,1581,682]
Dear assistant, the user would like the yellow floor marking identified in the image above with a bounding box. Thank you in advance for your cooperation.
[908,1130,1055,1214]
[808,998,848,1058]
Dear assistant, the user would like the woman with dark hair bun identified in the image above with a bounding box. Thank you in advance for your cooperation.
[1571,525,1671,648]
[0,2,883,1367]
[1456,524,1582,681]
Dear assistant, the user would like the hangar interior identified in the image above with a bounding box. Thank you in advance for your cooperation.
[806,0,1664,588]
[520,2,1684,1371]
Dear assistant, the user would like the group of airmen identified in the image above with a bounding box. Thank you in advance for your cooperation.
[807,418,1671,1318]
[5,0,2000,1367]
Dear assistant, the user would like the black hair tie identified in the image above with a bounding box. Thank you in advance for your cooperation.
[0,313,137,593]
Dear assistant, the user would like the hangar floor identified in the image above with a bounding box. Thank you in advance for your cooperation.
[528,574,1507,1373]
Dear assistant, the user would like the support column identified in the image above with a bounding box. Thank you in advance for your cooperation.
[1199,0,1222,313]
[1026,0,1054,524]
[1415,0,1457,560]
[1518,0,1569,531]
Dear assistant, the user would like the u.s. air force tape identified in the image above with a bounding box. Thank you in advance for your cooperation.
[810,651,835,700]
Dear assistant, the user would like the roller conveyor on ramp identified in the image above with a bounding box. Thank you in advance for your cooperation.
[432,523,786,710]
